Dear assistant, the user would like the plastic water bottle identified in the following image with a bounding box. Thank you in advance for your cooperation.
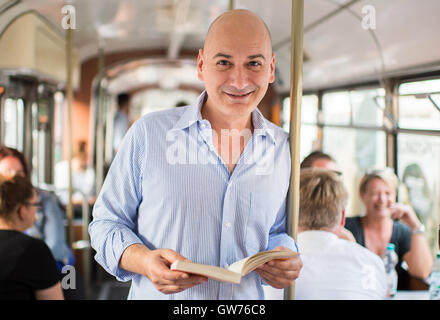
[382,243,398,298]
[429,252,440,300]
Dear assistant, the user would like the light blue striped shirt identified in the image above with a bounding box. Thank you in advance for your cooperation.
[89,91,297,300]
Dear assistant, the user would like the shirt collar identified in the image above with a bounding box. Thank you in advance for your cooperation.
[172,90,277,144]
[251,107,276,144]
[298,230,339,243]
[171,91,206,132]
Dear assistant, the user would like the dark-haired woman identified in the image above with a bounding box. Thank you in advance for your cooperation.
[0,146,71,268]
[0,175,63,299]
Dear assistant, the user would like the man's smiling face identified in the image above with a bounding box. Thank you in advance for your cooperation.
[197,10,275,119]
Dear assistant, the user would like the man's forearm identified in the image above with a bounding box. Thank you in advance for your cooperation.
[119,243,151,276]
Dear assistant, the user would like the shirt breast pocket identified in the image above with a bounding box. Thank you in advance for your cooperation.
[244,191,275,254]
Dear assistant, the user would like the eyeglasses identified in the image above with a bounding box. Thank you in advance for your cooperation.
[25,201,42,210]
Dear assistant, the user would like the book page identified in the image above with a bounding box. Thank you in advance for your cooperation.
[227,256,251,274]
[170,260,242,284]
[228,250,297,276]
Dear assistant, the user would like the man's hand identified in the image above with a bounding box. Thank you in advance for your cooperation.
[255,246,302,289]
[143,249,208,294]
[120,245,208,295]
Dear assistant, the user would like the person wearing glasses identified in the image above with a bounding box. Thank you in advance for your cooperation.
[345,168,433,289]
[0,146,72,270]
[0,174,63,299]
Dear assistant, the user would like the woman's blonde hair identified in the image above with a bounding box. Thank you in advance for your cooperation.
[299,168,348,230]
[359,168,399,195]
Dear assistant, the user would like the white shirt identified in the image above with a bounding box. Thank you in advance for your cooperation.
[264,230,387,300]
[54,161,96,205]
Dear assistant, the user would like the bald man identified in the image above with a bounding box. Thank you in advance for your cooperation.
[90,9,302,300]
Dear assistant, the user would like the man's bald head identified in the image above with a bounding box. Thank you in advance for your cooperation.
[203,9,272,53]
[196,9,275,120]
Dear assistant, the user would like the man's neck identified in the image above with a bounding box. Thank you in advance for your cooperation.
[201,101,254,133]
[298,226,339,235]
[201,99,255,174]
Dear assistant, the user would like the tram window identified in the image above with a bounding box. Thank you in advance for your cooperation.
[323,128,386,216]
[282,95,319,160]
[322,91,351,125]
[399,78,440,95]
[351,88,385,127]
[131,89,200,119]
[398,94,440,131]
[397,133,440,256]
[31,102,40,184]
[3,98,24,151]
[398,79,440,131]
[300,125,319,160]
[282,95,318,131]
[31,100,50,185]
[53,91,64,165]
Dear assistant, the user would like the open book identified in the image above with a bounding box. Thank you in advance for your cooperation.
[170,250,297,284]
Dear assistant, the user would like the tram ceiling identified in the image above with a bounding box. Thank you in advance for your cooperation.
[10,0,440,92]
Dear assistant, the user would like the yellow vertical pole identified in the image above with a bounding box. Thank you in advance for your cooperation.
[286,0,304,300]
[95,44,105,196]
[65,27,74,248]
[229,0,234,11]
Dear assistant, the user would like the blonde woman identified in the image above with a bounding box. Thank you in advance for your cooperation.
[345,168,433,289]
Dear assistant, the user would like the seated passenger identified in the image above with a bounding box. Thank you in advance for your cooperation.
[345,168,433,289]
[54,140,96,218]
[300,150,355,242]
[0,146,72,267]
[300,150,338,171]
[265,168,387,299]
[0,174,64,299]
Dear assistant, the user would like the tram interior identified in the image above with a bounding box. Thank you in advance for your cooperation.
[0,0,439,299]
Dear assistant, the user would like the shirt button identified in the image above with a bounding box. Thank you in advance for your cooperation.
[225,222,231,228]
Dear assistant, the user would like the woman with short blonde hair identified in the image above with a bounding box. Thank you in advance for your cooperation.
[345,168,433,289]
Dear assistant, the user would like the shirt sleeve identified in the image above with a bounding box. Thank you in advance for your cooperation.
[261,197,299,287]
[266,197,299,253]
[89,120,146,282]
[266,136,298,254]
